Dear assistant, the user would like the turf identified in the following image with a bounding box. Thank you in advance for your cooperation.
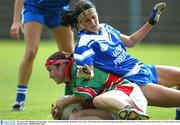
[0,40,180,120]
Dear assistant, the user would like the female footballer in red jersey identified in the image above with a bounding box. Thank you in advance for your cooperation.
[46,51,180,120]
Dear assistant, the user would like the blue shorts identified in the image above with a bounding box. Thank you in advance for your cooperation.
[125,64,158,86]
[22,5,69,28]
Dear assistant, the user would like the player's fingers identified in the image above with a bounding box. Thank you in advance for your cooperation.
[10,29,20,40]
[54,109,59,119]
[155,2,166,14]
[51,104,60,119]
[83,65,91,74]
[54,107,61,120]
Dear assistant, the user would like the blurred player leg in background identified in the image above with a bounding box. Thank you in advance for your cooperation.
[10,0,75,111]
[12,22,43,111]
[156,65,180,120]
[176,86,180,120]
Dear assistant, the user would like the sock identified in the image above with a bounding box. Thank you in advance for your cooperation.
[16,85,28,103]
[176,108,180,120]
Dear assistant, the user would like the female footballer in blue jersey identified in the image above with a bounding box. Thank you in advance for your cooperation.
[9,0,80,111]
[61,0,180,119]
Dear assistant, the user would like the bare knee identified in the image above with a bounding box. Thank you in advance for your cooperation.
[24,48,38,62]
[93,96,106,108]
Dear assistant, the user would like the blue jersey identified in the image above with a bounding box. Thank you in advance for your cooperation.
[74,23,158,85]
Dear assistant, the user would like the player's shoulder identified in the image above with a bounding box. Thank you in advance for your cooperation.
[101,23,121,36]
[100,23,113,29]
[100,23,110,26]
[77,31,95,47]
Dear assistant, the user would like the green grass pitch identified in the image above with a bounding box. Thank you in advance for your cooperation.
[0,39,180,120]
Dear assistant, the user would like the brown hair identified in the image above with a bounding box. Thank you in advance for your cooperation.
[61,0,96,29]
[45,51,73,67]
[47,51,72,61]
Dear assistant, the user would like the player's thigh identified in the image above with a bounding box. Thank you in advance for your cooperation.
[93,90,133,107]
[24,22,43,50]
[51,26,74,52]
[69,109,113,120]
[155,65,180,87]
[140,83,180,107]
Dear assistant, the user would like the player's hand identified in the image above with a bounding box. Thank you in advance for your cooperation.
[10,22,24,40]
[149,2,166,25]
[51,99,65,120]
[76,64,94,79]
[51,97,68,119]
[51,104,62,120]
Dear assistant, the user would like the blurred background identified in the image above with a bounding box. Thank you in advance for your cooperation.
[0,0,180,43]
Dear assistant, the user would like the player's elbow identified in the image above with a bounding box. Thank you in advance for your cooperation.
[125,37,137,47]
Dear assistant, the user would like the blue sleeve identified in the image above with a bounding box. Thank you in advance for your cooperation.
[74,41,95,66]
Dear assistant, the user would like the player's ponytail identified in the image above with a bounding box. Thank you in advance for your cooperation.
[61,11,78,28]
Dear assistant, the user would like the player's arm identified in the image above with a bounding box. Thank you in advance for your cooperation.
[10,0,24,40]
[120,23,153,47]
[120,2,166,47]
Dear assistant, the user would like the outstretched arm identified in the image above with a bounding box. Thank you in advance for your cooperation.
[120,23,153,47]
[120,3,166,47]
